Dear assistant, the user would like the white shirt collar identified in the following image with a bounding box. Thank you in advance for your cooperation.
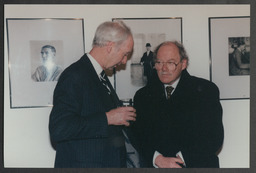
[165,77,180,88]
[87,53,103,79]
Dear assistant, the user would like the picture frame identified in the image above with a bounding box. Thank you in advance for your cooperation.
[209,16,250,100]
[112,18,183,100]
[6,18,85,108]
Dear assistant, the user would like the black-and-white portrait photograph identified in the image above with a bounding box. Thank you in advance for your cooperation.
[6,18,85,108]
[31,41,64,82]
[228,37,250,76]
[209,16,250,99]
[113,18,182,100]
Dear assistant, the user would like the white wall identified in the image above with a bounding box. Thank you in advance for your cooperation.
[4,5,250,168]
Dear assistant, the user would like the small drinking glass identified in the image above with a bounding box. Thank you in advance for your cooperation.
[120,98,133,107]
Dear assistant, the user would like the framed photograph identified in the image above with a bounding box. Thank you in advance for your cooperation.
[6,18,85,108]
[209,17,250,100]
[112,18,182,100]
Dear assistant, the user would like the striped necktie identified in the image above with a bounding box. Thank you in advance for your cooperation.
[100,71,111,95]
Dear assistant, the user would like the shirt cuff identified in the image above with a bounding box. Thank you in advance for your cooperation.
[153,151,162,168]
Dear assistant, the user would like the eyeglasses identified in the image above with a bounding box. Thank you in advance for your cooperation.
[155,61,180,71]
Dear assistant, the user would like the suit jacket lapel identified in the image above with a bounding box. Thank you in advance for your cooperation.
[171,69,190,99]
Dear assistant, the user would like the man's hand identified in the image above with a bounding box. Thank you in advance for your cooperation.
[155,154,184,168]
[106,107,136,126]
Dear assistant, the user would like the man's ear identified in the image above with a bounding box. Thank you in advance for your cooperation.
[106,41,114,53]
[181,59,188,70]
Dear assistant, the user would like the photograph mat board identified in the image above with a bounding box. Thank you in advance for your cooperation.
[7,18,85,108]
[209,17,250,99]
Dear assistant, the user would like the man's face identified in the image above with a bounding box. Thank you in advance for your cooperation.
[146,46,151,51]
[155,43,187,85]
[106,35,134,69]
[41,48,55,64]
[240,44,246,51]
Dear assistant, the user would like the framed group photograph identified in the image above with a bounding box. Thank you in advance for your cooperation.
[6,18,85,108]
[209,16,250,100]
[112,18,183,100]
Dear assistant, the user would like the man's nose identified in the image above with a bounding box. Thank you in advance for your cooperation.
[162,62,168,71]
[42,53,46,58]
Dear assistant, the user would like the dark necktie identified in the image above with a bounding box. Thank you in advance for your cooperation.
[100,71,112,95]
[100,70,121,107]
[166,86,174,99]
